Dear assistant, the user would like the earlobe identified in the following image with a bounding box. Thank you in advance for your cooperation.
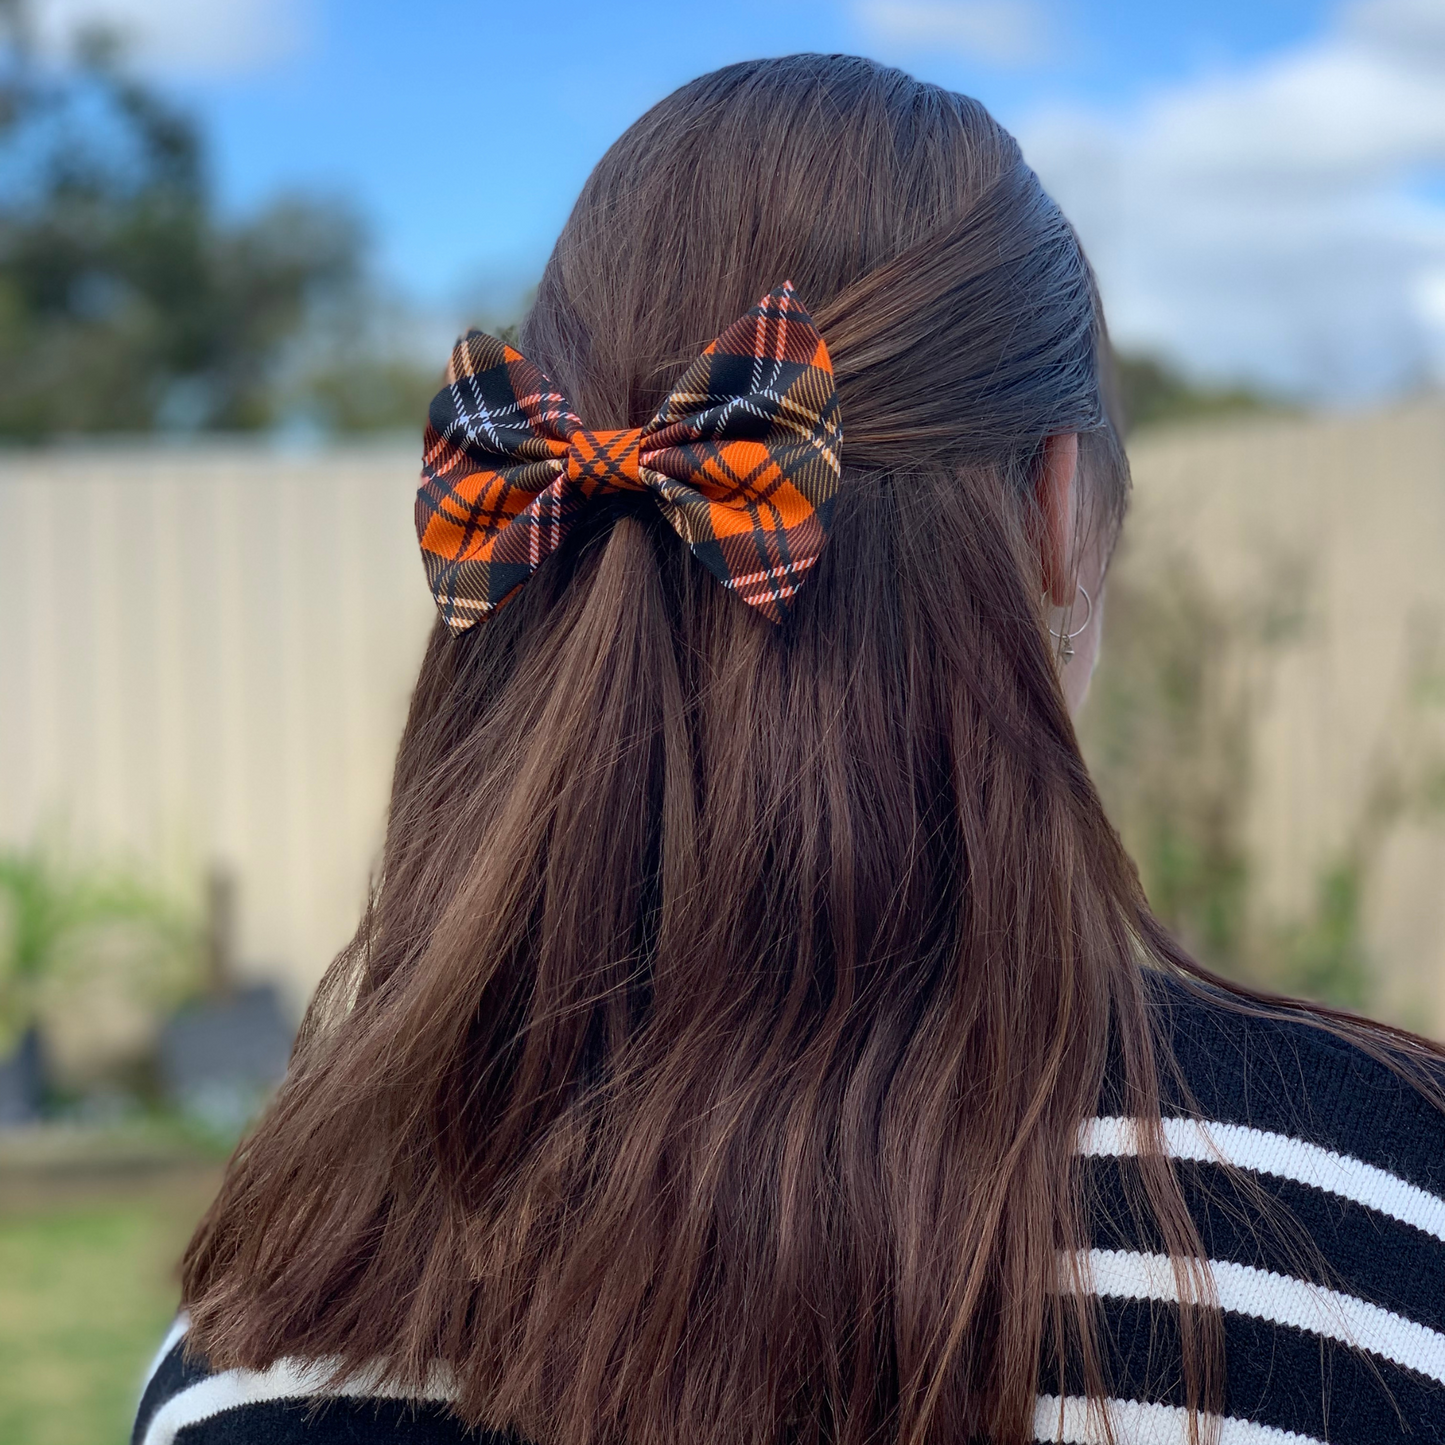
[1036,432,1080,607]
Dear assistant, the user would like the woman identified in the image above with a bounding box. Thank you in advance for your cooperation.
[134,55,1445,1445]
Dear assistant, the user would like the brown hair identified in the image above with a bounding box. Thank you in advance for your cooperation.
[178,54,1433,1445]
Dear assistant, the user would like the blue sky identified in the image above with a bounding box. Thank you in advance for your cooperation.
[174,0,1331,304]
[31,0,1445,401]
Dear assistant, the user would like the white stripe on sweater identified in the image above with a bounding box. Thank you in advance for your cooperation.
[139,1314,189,1397]
[1081,1115,1445,1244]
[1033,1393,1324,1445]
[139,1352,457,1445]
[1073,1248,1445,1386]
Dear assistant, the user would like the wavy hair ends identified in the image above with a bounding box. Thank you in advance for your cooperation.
[181,55,1212,1445]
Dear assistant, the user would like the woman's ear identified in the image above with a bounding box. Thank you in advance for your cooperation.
[1035,432,1079,607]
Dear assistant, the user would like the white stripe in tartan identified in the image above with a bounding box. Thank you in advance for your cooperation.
[722,556,819,590]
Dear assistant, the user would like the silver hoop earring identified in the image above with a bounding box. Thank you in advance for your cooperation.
[1048,584,1093,663]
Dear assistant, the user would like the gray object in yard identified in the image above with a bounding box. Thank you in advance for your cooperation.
[157,983,293,1135]
[0,1027,44,1126]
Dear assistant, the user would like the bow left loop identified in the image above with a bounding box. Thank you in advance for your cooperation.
[415,281,842,633]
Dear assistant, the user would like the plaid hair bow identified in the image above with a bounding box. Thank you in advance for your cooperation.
[415,282,842,632]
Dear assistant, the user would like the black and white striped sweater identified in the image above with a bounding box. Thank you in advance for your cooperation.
[133,977,1445,1444]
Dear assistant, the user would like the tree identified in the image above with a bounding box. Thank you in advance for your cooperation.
[0,4,369,436]
[1111,353,1289,435]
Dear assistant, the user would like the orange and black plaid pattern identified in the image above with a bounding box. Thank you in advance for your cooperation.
[415,282,842,631]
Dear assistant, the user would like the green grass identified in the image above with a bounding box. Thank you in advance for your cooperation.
[0,1175,217,1445]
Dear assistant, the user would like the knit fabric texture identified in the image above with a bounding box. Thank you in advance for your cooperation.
[134,977,1445,1444]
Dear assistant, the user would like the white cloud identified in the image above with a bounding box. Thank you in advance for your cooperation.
[1344,0,1445,67]
[854,0,1053,68]
[1417,269,1445,328]
[30,0,308,75]
[1019,3,1445,402]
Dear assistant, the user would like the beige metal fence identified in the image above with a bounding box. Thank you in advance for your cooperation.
[0,443,434,1016]
[3,404,1444,1032]
[1104,398,1445,1032]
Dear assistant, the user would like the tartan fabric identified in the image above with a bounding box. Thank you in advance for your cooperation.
[415,282,842,631]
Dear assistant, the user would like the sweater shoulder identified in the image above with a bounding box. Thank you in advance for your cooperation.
[1141,970,1445,1197]
[131,1327,482,1445]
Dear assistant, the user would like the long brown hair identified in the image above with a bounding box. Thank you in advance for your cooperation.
[178,54,1426,1445]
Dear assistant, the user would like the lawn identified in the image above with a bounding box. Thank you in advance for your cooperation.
[0,1171,219,1445]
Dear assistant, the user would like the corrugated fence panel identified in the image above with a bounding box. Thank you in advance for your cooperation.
[1124,399,1445,1032]
[0,445,435,1013]
[3,410,1444,1034]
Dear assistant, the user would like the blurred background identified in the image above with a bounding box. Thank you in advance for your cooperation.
[2,1,1444,1440]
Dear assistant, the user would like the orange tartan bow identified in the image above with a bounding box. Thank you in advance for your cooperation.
[415,282,842,632]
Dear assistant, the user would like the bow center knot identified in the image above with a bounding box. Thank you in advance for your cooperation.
[565,427,649,497]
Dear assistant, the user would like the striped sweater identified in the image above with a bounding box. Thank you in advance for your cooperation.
[133,977,1445,1444]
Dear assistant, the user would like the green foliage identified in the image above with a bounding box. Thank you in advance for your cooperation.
[1081,548,1445,1015]
[0,846,197,1056]
[1080,548,1299,971]
[1140,815,1251,966]
[1113,353,1289,435]
[1275,862,1370,1011]
[0,7,375,437]
[295,351,439,434]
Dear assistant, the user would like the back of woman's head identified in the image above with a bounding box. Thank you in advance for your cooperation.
[182,55,1184,1445]
[530,53,1119,479]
